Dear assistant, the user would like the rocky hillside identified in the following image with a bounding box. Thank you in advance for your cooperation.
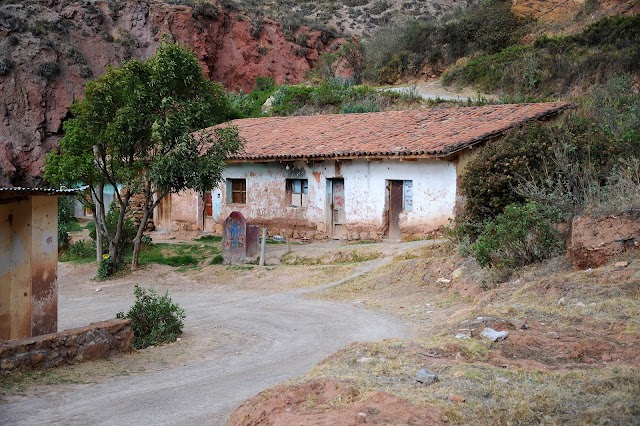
[0,0,339,187]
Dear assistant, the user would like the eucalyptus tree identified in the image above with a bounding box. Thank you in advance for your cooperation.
[46,39,242,273]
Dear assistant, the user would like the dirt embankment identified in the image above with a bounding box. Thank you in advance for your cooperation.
[0,0,336,187]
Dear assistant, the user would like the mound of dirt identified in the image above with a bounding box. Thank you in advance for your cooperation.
[228,379,445,426]
[569,211,640,269]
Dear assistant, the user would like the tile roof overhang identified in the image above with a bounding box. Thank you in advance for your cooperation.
[211,102,572,163]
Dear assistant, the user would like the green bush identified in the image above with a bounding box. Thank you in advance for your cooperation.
[229,76,277,117]
[471,202,564,270]
[339,99,380,114]
[117,285,185,349]
[35,62,61,81]
[57,197,75,249]
[97,257,115,279]
[461,123,557,225]
[62,239,95,262]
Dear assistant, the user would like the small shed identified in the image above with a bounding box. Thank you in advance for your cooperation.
[0,187,76,340]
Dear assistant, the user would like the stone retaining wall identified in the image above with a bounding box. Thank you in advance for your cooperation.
[0,319,133,371]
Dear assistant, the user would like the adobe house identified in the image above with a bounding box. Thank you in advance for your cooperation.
[0,187,75,340]
[156,103,571,240]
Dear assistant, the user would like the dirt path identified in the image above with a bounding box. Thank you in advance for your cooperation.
[0,241,434,425]
[381,79,498,102]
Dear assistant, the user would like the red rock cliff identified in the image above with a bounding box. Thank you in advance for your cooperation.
[0,0,336,187]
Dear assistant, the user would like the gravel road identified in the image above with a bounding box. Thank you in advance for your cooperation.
[1,243,414,425]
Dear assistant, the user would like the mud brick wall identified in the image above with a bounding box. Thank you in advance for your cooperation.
[0,319,133,371]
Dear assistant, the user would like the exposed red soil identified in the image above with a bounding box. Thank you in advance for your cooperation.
[228,380,445,426]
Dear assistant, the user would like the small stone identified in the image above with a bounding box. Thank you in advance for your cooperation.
[436,278,451,284]
[1,359,16,370]
[30,353,45,364]
[496,377,509,384]
[449,394,466,403]
[95,287,101,292]
[357,357,375,363]
[614,261,629,268]
[451,267,463,280]
[455,332,470,339]
[511,319,529,330]
[547,331,560,339]
[176,338,181,342]
[575,302,586,307]
[416,369,438,385]
[557,297,566,306]
[481,328,509,342]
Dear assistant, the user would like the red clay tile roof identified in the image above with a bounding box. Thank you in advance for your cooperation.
[215,103,572,161]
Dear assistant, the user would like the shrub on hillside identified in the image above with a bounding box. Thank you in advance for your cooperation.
[471,202,564,270]
[444,16,640,96]
[365,0,527,83]
[460,123,558,225]
[117,285,185,349]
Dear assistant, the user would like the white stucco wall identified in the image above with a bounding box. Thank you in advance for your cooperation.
[339,159,457,231]
[216,158,457,237]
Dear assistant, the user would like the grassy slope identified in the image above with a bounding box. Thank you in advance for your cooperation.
[259,243,640,424]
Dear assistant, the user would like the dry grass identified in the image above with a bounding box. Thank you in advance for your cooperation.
[299,338,640,425]
[289,241,640,424]
[280,249,382,266]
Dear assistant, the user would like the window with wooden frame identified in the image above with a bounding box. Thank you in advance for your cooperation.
[226,179,247,204]
[285,179,308,207]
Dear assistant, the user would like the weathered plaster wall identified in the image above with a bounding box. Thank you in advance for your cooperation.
[160,158,457,240]
[0,319,132,370]
[171,190,200,230]
[216,159,456,239]
[220,161,327,231]
[340,159,456,233]
[0,196,58,340]
[29,196,58,336]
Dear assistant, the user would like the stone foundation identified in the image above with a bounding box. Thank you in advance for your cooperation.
[0,319,133,371]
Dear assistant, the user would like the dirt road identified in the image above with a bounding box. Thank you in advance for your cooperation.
[1,241,425,425]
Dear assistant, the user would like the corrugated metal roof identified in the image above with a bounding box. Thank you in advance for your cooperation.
[0,187,85,195]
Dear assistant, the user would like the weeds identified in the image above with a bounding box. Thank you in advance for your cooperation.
[194,235,222,242]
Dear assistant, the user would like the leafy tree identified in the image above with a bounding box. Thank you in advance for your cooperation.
[339,38,365,84]
[45,39,243,274]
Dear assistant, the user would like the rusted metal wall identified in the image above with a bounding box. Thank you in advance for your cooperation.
[0,195,58,340]
[30,196,58,337]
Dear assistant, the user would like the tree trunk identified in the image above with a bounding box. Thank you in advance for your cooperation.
[131,208,150,270]
[95,183,104,262]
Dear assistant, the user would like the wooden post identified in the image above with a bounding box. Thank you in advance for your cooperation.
[286,236,291,254]
[259,227,267,266]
